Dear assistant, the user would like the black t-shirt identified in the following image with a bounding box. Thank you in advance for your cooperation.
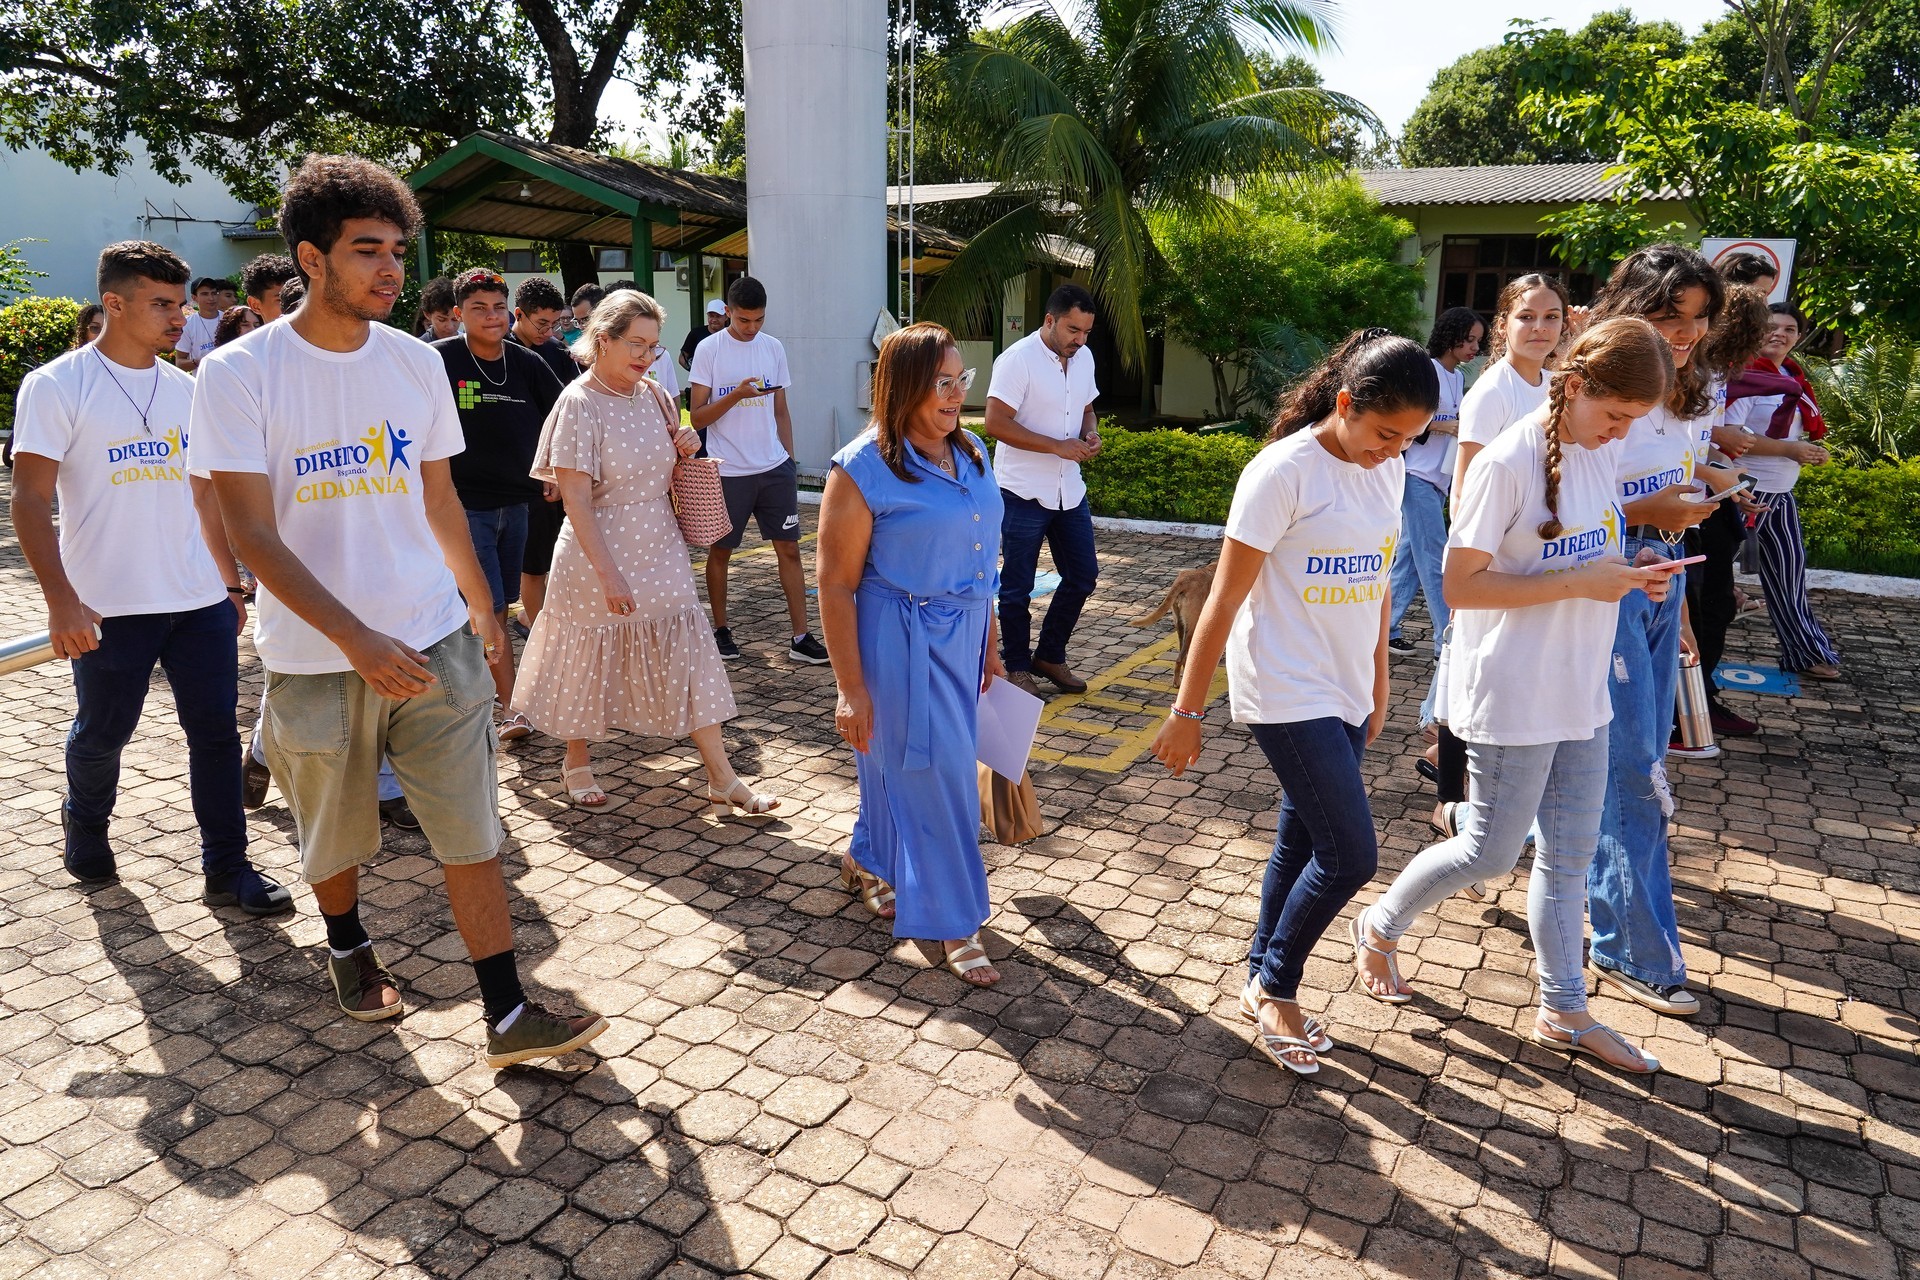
[506,329,580,388]
[682,324,714,370]
[434,337,564,510]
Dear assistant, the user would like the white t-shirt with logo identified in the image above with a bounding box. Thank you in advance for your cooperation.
[1403,358,1465,492]
[1223,429,1403,726]
[1458,358,1551,450]
[188,322,469,674]
[689,329,791,478]
[1615,401,1710,512]
[1445,410,1626,746]
[986,330,1101,509]
[12,348,227,617]
[175,313,221,367]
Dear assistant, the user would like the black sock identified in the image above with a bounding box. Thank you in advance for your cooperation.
[472,950,526,1029]
[322,904,369,954]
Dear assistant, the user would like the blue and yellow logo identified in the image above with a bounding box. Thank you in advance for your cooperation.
[1542,503,1625,570]
[1300,534,1391,606]
[106,426,185,486]
[292,421,415,503]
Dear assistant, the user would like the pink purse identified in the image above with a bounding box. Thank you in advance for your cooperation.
[646,382,732,548]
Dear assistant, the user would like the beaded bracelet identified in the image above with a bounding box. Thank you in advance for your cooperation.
[1169,705,1204,721]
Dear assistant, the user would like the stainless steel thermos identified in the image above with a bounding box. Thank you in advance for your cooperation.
[0,628,99,677]
[1674,652,1717,755]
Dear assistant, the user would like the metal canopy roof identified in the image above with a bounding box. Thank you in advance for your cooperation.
[410,131,964,266]
[1357,162,1689,207]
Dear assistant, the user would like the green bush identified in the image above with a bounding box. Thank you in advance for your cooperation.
[1795,459,1920,578]
[1083,426,1262,525]
[0,296,84,411]
[1805,335,1920,465]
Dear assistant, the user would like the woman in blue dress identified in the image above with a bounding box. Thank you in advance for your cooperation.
[817,322,1006,987]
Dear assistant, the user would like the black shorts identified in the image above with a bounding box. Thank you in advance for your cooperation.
[522,497,566,576]
[716,459,800,550]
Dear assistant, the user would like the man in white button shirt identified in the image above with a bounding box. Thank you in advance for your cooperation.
[984,283,1103,697]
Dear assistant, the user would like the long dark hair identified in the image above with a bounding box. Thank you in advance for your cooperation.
[69,304,104,349]
[1589,243,1725,419]
[1270,328,1439,441]
[1426,306,1483,359]
[871,322,983,482]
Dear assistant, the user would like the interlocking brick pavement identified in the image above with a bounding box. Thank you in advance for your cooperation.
[1,476,1917,1279]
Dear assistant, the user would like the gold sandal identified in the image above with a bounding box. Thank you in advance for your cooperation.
[839,856,895,918]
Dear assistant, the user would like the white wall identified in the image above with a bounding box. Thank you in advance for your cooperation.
[1,145,259,302]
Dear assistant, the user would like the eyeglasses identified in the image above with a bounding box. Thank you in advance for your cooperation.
[934,368,977,396]
[615,339,667,362]
[521,315,557,335]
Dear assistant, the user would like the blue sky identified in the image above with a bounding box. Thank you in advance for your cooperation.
[1315,1,1734,134]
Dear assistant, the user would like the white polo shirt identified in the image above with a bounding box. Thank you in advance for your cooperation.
[986,330,1099,510]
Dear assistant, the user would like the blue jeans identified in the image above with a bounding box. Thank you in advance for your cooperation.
[1589,537,1687,986]
[1388,474,1449,722]
[1371,729,1610,1012]
[998,493,1098,671]
[465,504,529,615]
[1245,718,1378,1000]
[68,600,247,876]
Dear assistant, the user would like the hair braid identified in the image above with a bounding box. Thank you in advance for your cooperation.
[1537,365,1573,541]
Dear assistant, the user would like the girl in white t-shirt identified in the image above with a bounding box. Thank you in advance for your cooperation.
[1357,319,1680,1074]
[1151,330,1438,1076]
[1427,275,1569,845]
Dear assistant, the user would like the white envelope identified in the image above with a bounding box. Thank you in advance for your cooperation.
[976,675,1045,782]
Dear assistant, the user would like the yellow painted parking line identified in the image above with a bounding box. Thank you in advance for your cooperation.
[1029,631,1228,774]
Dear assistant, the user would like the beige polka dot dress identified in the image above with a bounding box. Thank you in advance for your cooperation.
[515,380,737,741]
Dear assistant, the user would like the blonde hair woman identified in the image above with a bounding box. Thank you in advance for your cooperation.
[514,290,777,815]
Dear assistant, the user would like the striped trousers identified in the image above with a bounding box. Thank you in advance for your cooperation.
[1753,488,1840,672]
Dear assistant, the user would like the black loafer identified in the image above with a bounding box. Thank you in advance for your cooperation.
[379,797,421,831]
[61,801,117,885]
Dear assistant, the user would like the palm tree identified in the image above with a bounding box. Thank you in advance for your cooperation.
[922,0,1373,371]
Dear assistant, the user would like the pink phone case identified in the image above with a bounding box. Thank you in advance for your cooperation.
[1646,555,1707,571]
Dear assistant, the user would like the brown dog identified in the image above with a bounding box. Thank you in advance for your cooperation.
[1129,559,1218,684]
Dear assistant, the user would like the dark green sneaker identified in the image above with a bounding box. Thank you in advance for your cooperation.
[329,945,403,1022]
[484,1001,609,1069]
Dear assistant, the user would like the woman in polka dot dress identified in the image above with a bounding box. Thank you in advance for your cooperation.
[515,290,778,815]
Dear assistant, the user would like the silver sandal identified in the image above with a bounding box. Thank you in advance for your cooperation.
[1349,908,1413,1005]
[1532,1016,1660,1074]
[1239,978,1333,1052]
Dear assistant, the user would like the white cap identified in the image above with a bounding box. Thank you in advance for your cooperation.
[705,299,727,316]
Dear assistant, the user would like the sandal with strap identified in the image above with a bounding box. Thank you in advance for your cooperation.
[498,710,534,742]
[1238,978,1333,1053]
[1349,908,1413,1005]
[709,778,780,817]
[943,934,999,986]
[1430,802,1487,901]
[563,766,610,808]
[839,855,896,919]
[1255,1025,1320,1076]
[1532,1015,1661,1075]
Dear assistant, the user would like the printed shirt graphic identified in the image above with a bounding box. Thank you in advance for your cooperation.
[1402,358,1464,493]
[12,348,226,616]
[1223,430,1403,727]
[689,329,791,478]
[1445,410,1625,746]
[188,322,468,674]
[1615,401,1709,508]
[434,338,564,510]
[174,313,220,366]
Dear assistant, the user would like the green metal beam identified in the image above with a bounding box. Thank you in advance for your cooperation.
[421,167,510,223]
[408,133,685,227]
[632,216,654,280]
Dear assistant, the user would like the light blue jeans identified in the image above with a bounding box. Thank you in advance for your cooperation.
[1388,474,1449,723]
[1369,729,1611,1012]
[1588,536,1687,987]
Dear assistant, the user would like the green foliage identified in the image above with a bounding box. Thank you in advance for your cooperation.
[1148,177,1422,419]
[0,297,83,422]
[390,233,507,334]
[1398,12,1689,168]
[0,240,49,304]
[1517,32,1920,338]
[1082,426,1261,524]
[1805,335,1920,463]
[923,0,1374,370]
[1795,459,1920,576]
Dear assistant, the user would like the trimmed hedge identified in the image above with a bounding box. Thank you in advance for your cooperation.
[1,296,85,433]
[1077,427,1920,578]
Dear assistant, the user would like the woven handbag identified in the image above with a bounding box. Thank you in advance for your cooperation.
[645,381,732,547]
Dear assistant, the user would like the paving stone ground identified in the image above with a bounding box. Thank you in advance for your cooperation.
[1,477,1917,1280]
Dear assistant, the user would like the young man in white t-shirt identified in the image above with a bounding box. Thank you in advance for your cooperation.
[1387,307,1483,671]
[172,276,225,373]
[192,155,607,1069]
[983,283,1104,699]
[689,275,829,665]
[242,253,299,322]
[10,241,291,915]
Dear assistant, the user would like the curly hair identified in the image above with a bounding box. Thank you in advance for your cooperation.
[1426,306,1484,360]
[277,154,423,284]
[70,304,103,349]
[515,277,567,314]
[214,306,262,348]
[1270,328,1440,440]
[1538,318,1671,540]
[1589,243,1726,419]
[241,253,297,302]
[1486,273,1571,364]
[452,267,509,306]
[1700,284,1770,379]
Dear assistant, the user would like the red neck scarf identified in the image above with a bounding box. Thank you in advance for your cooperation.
[1726,356,1826,440]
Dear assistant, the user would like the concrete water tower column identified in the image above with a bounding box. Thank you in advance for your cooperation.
[743,0,888,472]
